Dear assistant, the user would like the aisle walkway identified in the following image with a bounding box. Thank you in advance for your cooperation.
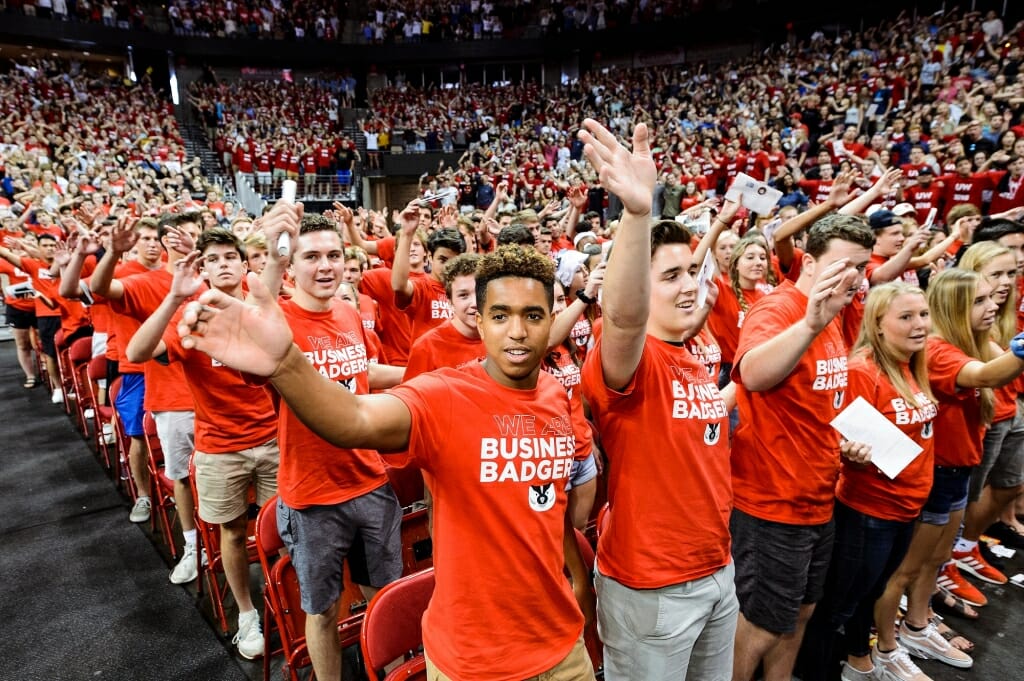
[0,344,252,681]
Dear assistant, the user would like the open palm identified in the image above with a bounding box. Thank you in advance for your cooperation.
[579,119,657,216]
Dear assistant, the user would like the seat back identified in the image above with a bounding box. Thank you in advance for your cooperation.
[87,355,107,382]
[361,568,435,681]
[256,495,284,575]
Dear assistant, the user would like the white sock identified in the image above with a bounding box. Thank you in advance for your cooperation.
[183,529,197,547]
[954,538,977,553]
[239,609,259,624]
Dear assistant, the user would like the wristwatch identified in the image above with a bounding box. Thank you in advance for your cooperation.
[576,289,597,305]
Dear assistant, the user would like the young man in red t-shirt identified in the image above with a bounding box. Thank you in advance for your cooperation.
[125,229,279,659]
[175,240,596,681]
[730,214,875,681]
[391,205,465,341]
[578,119,738,679]
[257,207,406,681]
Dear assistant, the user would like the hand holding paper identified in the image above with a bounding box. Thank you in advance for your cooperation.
[831,396,923,479]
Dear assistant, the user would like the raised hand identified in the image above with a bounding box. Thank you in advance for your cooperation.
[52,239,73,268]
[584,261,606,299]
[179,272,293,377]
[567,184,588,210]
[331,201,354,229]
[437,204,457,229]
[260,199,303,267]
[171,250,206,299]
[828,170,857,207]
[109,214,140,254]
[398,201,421,236]
[578,118,656,216]
[804,258,861,333]
[163,225,196,256]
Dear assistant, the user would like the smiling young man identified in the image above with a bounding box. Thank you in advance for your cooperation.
[175,241,596,681]
[257,206,405,681]
[577,118,737,681]
[124,229,279,659]
[730,214,875,681]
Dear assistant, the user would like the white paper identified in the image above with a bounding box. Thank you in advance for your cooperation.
[990,544,1016,559]
[725,172,783,215]
[830,396,923,480]
[3,282,34,300]
[695,248,716,309]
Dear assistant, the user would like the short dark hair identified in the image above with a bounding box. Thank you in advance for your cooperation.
[475,245,555,311]
[497,224,535,247]
[650,219,693,258]
[426,228,466,255]
[805,213,876,258]
[196,228,246,259]
[37,233,58,243]
[299,213,339,236]
[158,211,201,242]
[973,218,1024,244]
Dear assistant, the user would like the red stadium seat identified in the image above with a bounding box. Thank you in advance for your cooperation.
[144,412,179,559]
[53,329,76,414]
[87,356,113,469]
[106,377,137,500]
[360,568,434,681]
[68,337,94,436]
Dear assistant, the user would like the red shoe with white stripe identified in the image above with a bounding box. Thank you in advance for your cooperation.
[952,544,1008,585]
[936,562,987,607]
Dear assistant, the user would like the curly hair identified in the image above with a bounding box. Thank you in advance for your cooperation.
[475,245,555,310]
[299,213,339,235]
[442,253,481,299]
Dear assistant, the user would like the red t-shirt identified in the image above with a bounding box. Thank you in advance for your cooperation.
[360,267,412,365]
[388,364,583,680]
[926,337,984,467]
[688,327,723,380]
[707,277,772,365]
[836,354,936,521]
[277,298,387,508]
[731,280,847,524]
[373,235,396,269]
[0,260,36,311]
[163,307,278,453]
[397,273,452,341]
[541,344,593,461]
[582,335,731,587]
[19,258,61,318]
[91,260,152,371]
[112,268,194,412]
[403,320,484,381]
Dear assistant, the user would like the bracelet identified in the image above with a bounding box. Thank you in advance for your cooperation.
[576,289,597,305]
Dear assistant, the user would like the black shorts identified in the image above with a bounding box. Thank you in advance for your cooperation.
[731,507,834,634]
[5,305,36,330]
[36,316,61,358]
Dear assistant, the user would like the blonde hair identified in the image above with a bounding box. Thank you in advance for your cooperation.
[959,241,1018,347]
[728,232,776,311]
[854,282,934,407]
[927,269,995,424]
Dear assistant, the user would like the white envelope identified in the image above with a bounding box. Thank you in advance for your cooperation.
[830,396,924,480]
[725,172,783,215]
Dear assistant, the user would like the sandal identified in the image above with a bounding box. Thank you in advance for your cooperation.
[23,376,39,389]
[933,589,979,620]
[933,618,975,653]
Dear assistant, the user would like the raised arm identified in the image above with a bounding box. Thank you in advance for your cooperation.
[257,200,303,299]
[390,201,420,303]
[578,118,657,391]
[840,168,900,216]
[549,262,604,348]
[126,252,205,363]
[179,273,413,452]
[90,216,139,299]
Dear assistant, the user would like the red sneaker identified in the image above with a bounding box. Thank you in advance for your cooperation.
[952,544,1008,585]
[936,563,987,607]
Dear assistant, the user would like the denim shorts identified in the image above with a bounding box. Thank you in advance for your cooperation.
[920,466,972,525]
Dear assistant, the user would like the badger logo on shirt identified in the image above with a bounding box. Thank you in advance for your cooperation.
[528,483,556,512]
[922,422,933,439]
[834,390,845,410]
[704,423,721,446]
[338,376,356,393]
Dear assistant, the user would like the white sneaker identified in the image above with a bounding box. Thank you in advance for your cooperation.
[169,543,198,584]
[84,408,95,419]
[51,388,63,404]
[872,645,932,680]
[898,621,972,669]
[102,423,116,445]
[129,497,151,523]
[233,610,264,659]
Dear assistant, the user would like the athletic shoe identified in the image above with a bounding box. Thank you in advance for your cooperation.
[984,521,1024,550]
[169,543,198,584]
[102,423,116,445]
[51,388,63,404]
[84,408,95,420]
[872,645,932,680]
[129,497,151,523]
[839,661,876,681]
[936,562,987,606]
[233,610,264,659]
[952,543,1008,584]
[898,620,973,669]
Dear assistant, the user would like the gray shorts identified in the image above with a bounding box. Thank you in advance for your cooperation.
[730,508,834,635]
[152,410,195,481]
[969,413,1024,501]
[277,485,402,615]
[566,452,598,492]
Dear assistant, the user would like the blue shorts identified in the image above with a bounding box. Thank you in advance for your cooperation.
[114,372,146,437]
[920,466,971,525]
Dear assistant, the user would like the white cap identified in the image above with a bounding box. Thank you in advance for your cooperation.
[892,202,917,217]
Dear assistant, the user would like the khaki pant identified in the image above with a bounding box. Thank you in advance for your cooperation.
[425,634,594,681]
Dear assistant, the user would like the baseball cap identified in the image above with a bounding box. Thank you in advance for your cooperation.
[891,203,916,217]
[868,210,902,230]
[917,166,935,175]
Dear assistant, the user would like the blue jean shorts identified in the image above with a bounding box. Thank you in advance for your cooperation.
[920,466,971,525]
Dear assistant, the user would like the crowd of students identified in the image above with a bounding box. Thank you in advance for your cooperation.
[6,0,147,28]
[3,5,1024,681]
[167,0,344,41]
